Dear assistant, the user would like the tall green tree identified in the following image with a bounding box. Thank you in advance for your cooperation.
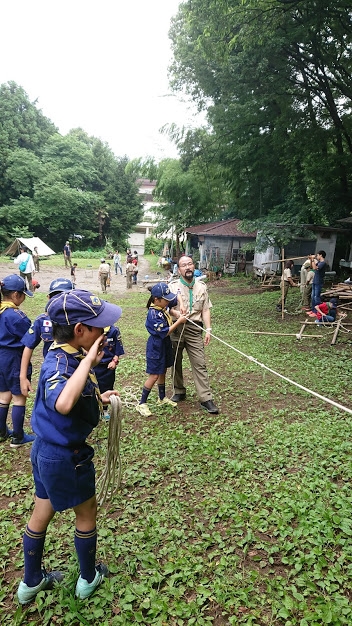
[169,0,352,224]
[153,158,222,254]
[0,88,142,249]
[0,81,56,207]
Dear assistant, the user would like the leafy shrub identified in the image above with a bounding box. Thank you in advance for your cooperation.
[71,250,109,259]
[144,236,164,255]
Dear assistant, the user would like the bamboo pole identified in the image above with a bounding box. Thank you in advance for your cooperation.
[331,317,343,345]
[261,255,309,265]
[297,321,307,339]
[281,247,285,320]
[247,331,323,338]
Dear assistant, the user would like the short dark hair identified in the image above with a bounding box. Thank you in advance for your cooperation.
[318,250,326,258]
[52,323,75,342]
[0,287,13,304]
[177,254,193,267]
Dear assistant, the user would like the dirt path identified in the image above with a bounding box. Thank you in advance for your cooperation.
[0,256,154,296]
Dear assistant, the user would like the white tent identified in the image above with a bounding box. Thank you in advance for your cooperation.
[3,237,56,257]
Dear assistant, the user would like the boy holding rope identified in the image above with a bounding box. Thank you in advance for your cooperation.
[17,290,121,604]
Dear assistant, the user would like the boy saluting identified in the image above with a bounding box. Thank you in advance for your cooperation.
[17,290,122,604]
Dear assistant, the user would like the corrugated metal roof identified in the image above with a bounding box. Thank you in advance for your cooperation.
[185,219,256,238]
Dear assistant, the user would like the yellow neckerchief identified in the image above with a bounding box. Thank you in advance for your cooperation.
[49,341,103,416]
[150,303,172,327]
[0,301,18,314]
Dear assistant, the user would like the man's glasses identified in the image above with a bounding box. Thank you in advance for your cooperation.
[179,262,194,268]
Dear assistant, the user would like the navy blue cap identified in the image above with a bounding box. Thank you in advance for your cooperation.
[151,282,176,301]
[47,289,122,327]
[1,274,33,297]
[48,278,74,295]
[330,298,338,306]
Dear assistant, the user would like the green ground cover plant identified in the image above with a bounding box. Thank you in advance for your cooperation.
[1,275,352,625]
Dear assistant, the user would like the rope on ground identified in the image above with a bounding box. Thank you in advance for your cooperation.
[119,386,140,408]
[97,395,123,506]
[185,318,352,417]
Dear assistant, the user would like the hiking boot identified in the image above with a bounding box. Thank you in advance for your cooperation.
[136,403,152,417]
[170,393,186,402]
[0,428,13,442]
[200,400,219,414]
[10,433,36,448]
[75,563,109,599]
[17,570,64,604]
[157,397,178,407]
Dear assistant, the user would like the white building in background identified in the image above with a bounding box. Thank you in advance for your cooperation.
[128,179,159,255]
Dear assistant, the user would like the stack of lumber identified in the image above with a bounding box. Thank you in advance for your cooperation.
[323,282,352,301]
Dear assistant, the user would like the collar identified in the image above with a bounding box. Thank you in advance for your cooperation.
[0,301,18,314]
[180,276,195,289]
[49,341,84,357]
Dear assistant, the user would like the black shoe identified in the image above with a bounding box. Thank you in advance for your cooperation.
[200,400,219,414]
[170,393,186,402]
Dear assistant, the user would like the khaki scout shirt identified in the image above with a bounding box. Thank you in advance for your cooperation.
[99,262,110,275]
[169,279,212,322]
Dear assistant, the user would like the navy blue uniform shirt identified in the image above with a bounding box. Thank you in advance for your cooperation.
[31,342,102,448]
[21,313,53,357]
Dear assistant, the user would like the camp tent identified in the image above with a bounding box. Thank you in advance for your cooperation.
[3,237,56,257]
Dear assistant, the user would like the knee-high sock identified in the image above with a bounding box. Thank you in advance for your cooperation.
[140,386,151,405]
[12,405,25,439]
[0,403,9,432]
[23,525,46,587]
[158,384,166,400]
[74,527,97,583]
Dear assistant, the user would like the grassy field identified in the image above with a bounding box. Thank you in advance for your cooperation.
[1,274,352,625]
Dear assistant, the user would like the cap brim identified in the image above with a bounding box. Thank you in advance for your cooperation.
[84,301,122,327]
[24,289,34,297]
[162,293,177,301]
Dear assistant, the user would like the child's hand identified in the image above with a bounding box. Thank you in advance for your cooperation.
[87,334,106,367]
[20,378,33,397]
[107,359,118,370]
[178,313,189,324]
[180,305,187,315]
[101,390,120,404]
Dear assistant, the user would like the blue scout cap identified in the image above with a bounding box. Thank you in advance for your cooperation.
[330,297,338,306]
[151,282,175,301]
[48,278,74,295]
[47,289,122,327]
[1,274,33,297]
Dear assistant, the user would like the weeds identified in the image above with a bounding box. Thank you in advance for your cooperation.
[2,278,352,624]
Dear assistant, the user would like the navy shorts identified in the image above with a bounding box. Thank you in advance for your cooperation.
[94,366,115,395]
[0,349,32,395]
[31,437,96,512]
[146,336,174,375]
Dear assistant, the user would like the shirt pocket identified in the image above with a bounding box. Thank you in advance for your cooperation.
[193,295,205,311]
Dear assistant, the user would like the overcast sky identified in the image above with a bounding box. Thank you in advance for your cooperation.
[0,0,201,160]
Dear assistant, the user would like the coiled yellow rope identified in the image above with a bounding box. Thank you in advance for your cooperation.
[97,395,123,506]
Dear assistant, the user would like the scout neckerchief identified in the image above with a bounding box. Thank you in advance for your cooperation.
[0,301,18,314]
[179,276,195,313]
[150,303,172,327]
[49,341,103,416]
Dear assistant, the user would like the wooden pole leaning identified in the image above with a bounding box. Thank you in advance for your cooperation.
[281,247,285,320]
[331,317,343,346]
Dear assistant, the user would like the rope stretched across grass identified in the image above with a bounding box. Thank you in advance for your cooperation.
[97,317,352,502]
[185,318,352,417]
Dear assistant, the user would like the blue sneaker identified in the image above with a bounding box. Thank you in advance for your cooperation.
[17,570,64,604]
[75,563,109,599]
[0,428,13,442]
[10,433,36,448]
